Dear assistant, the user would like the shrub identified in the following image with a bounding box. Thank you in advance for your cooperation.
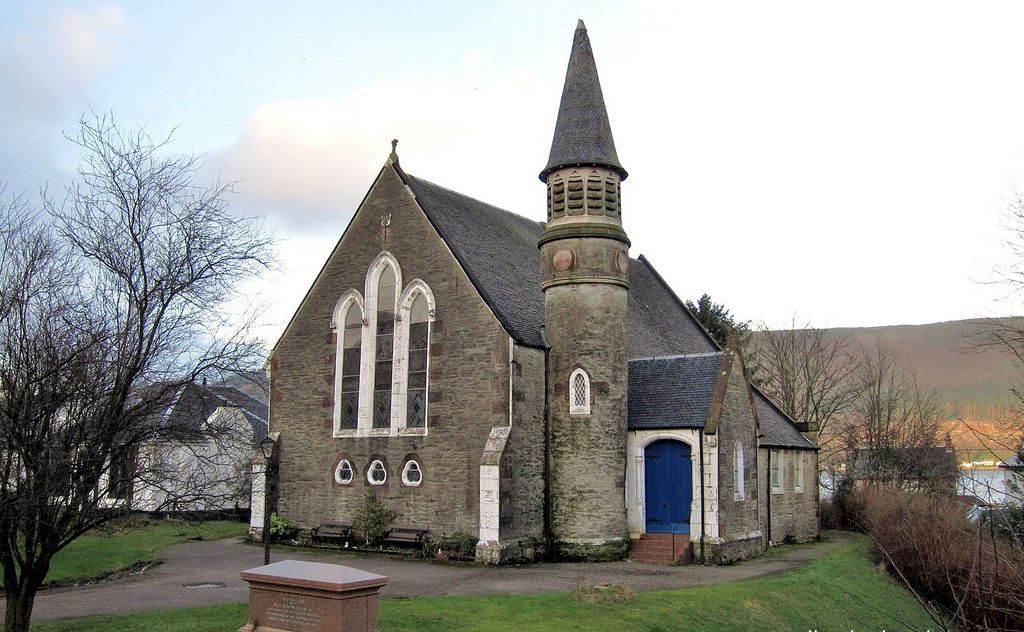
[427,531,477,558]
[857,487,1024,631]
[352,490,397,546]
[268,513,297,540]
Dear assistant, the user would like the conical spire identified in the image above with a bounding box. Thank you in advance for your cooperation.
[539,20,626,181]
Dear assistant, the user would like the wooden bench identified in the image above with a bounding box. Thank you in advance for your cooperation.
[384,527,429,546]
[310,523,352,544]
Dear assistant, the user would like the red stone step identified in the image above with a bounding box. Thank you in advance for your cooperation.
[628,533,692,565]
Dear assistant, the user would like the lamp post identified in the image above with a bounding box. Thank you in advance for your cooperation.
[259,434,276,566]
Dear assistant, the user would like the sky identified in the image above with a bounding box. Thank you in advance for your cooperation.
[3,1,1024,347]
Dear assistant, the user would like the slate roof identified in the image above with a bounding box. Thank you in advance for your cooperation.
[146,382,268,442]
[539,20,626,180]
[754,389,816,450]
[628,353,724,430]
[401,168,813,449]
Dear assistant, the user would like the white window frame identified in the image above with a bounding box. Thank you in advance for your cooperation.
[569,368,591,415]
[401,460,423,487]
[367,459,387,486]
[331,290,365,437]
[363,251,403,437]
[334,459,354,485]
[392,279,435,435]
[771,449,784,494]
[734,440,745,501]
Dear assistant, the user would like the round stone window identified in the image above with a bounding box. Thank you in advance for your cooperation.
[334,459,354,485]
[401,460,423,487]
[367,459,387,485]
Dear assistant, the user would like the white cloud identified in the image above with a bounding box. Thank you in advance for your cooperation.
[52,4,137,82]
[205,69,555,232]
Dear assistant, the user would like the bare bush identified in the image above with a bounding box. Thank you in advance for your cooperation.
[857,488,1024,631]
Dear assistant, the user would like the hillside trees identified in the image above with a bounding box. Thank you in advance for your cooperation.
[0,115,273,632]
[751,322,860,459]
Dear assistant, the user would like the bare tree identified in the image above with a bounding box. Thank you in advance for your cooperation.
[0,114,273,632]
[751,321,860,455]
[841,343,948,492]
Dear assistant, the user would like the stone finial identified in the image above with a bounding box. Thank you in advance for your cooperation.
[390,139,399,163]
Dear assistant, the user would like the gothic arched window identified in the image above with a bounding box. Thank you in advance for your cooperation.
[734,441,745,501]
[373,265,396,429]
[406,293,429,429]
[332,291,364,434]
[569,368,591,415]
[401,460,423,487]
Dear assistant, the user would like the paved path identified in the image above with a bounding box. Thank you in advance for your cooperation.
[27,531,854,621]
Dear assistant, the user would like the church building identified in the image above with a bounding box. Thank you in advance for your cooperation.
[266,21,819,564]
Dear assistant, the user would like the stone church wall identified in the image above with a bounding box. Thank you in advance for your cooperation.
[758,447,819,544]
[710,356,764,564]
[270,166,513,539]
[477,344,547,562]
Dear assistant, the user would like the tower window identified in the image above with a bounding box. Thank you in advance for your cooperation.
[401,460,423,487]
[334,459,354,485]
[569,368,591,415]
[367,459,387,485]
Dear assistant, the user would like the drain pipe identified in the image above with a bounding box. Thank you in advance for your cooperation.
[699,430,706,565]
[541,335,554,561]
[766,448,772,546]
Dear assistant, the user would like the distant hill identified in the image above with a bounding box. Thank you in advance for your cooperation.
[768,318,1022,459]
[823,319,1020,419]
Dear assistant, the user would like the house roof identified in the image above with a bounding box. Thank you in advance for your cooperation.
[1002,454,1023,469]
[540,20,625,181]
[852,447,958,479]
[627,353,724,430]
[400,168,813,448]
[146,382,268,442]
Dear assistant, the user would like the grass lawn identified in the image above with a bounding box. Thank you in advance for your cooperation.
[46,518,249,585]
[33,534,942,631]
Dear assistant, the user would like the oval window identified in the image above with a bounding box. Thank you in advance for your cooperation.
[402,460,423,487]
[334,459,354,485]
[367,459,387,485]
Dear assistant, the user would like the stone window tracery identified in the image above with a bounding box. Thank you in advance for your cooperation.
[367,459,387,485]
[401,460,422,487]
[569,368,591,415]
[334,459,354,485]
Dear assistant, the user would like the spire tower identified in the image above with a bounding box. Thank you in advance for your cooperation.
[540,20,630,561]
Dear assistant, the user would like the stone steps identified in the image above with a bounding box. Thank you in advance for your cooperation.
[628,533,692,565]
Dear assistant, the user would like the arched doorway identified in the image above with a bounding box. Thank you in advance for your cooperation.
[644,439,693,533]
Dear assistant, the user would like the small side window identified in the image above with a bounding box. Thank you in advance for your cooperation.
[367,459,387,485]
[569,368,591,415]
[401,460,423,487]
[734,441,745,501]
[334,459,354,485]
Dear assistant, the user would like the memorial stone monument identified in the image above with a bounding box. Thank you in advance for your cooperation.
[239,560,388,632]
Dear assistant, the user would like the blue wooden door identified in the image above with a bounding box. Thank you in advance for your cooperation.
[644,440,692,534]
